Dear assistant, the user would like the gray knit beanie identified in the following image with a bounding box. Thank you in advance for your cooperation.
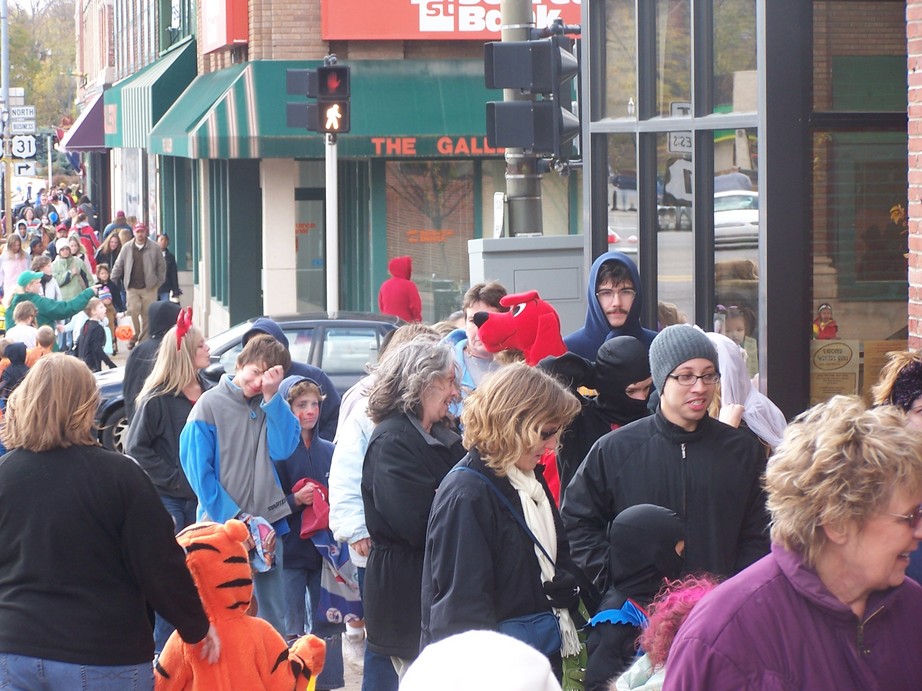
[649,324,720,392]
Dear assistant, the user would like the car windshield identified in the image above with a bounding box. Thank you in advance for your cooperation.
[715,194,758,212]
[206,321,255,353]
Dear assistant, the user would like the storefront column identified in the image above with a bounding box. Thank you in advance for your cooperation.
[260,158,299,314]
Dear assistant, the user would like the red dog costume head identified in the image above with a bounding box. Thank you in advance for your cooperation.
[471,290,567,366]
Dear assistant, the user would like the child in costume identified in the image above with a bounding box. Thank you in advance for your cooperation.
[155,519,326,690]
[812,303,838,340]
[584,504,685,691]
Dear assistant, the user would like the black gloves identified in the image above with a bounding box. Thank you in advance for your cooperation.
[542,570,580,609]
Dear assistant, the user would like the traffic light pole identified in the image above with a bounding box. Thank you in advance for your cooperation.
[501,0,543,236]
[325,133,339,313]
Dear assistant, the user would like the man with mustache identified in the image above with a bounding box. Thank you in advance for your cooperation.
[564,251,657,362]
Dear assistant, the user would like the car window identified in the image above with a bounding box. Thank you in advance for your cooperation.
[283,328,315,365]
[320,327,381,375]
[215,327,314,375]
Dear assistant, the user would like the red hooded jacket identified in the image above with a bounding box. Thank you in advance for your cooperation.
[378,256,421,322]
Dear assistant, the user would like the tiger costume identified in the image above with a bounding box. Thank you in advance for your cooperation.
[155,519,326,690]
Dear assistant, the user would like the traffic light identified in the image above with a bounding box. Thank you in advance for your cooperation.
[484,36,579,160]
[286,63,351,134]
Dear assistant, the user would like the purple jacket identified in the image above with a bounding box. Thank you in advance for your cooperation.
[664,543,922,690]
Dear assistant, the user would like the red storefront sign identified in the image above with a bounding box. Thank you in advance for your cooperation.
[201,0,249,55]
[322,0,581,41]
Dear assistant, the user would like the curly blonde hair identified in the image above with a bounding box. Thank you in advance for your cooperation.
[461,363,580,476]
[765,395,922,567]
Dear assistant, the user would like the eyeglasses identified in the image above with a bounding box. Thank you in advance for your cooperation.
[886,504,922,530]
[595,288,637,302]
[539,427,561,441]
[667,372,721,386]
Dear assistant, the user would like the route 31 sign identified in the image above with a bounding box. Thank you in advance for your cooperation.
[11,135,36,159]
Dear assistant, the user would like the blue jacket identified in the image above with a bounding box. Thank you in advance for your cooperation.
[563,251,657,361]
[273,375,335,571]
[179,375,300,533]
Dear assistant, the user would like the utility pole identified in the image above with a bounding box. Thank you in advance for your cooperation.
[1,0,11,238]
[501,0,543,236]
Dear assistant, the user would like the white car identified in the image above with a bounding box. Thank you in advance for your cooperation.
[714,190,759,247]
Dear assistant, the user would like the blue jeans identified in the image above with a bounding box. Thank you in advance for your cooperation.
[153,495,198,655]
[253,537,287,637]
[284,566,344,689]
[0,652,153,690]
[357,566,399,691]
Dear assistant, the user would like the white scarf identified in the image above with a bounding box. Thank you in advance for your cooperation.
[506,465,581,657]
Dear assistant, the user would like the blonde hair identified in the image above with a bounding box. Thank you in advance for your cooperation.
[36,325,55,348]
[2,354,98,451]
[84,297,102,316]
[765,395,922,567]
[12,301,37,323]
[871,350,922,407]
[367,338,455,423]
[461,363,580,476]
[138,325,205,403]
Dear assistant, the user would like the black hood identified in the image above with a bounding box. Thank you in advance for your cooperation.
[147,301,182,339]
[242,317,289,349]
[591,336,651,426]
[607,503,685,602]
[5,342,26,366]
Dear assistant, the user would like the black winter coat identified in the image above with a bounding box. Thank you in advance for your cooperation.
[561,411,769,592]
[361,412,465,660]
[76,320,115,373]
[421,450,582,651]
[125,375,213,500]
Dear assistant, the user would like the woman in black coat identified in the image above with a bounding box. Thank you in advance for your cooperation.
[420,363,589,669]
[361,337,465,677]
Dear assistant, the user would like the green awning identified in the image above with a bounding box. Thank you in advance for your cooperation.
[104,40,197,149]
[148,59,500,159]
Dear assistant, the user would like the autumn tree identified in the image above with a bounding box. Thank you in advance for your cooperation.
[8,0,77,127]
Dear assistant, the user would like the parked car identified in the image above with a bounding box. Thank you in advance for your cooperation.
[714,190,759,247]
[95,312,401,452]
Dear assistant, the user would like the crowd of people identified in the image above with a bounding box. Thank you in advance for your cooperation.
[2,246,922,691]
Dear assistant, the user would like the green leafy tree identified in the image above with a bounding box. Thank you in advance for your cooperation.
[8,0,77,127]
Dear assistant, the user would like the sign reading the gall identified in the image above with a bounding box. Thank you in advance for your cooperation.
[322,0,581,40]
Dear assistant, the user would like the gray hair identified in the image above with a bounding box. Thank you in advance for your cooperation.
[367,337,456,423]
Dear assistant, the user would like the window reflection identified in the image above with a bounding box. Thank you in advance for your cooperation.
[713,127,760,376]
[657,132,694,324]
[655,0,691,119]
[604,0,637,119]
[714,0,757,114]
[606,134,640,256]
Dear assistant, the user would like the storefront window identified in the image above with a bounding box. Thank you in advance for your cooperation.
[655,0,691,119]
[713,0,757,114]
[813,1,907,113]
[603,0,637,119]
[385,160,475,322]
[810,130,908,403]
[657,132,694,323]
[606,132,640,256]
[713,128,760,377]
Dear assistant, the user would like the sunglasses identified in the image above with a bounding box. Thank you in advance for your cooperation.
[887,504,922,529]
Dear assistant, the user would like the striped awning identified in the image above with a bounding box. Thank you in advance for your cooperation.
[60,92,106,152]
[104,40,196,149]
[149,59,499,159]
